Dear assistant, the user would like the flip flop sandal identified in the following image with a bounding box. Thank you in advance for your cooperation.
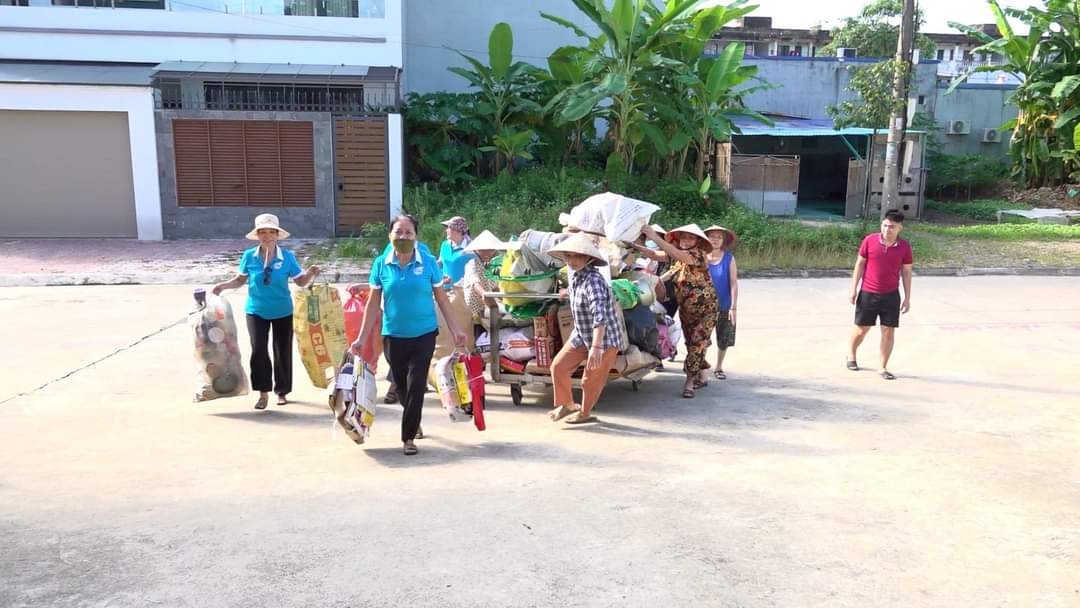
[564,412,597,424]
[846,360,859,371]
[548,405,579,422]
[880,371,897,380]
[403,443,418,456]
[384,390,399,404]
[713,370,727,380]
[254,396,268,410]
[694,380,709,389]
[276,394,288,405]
[415,426,425,439]
[682,388,695,399]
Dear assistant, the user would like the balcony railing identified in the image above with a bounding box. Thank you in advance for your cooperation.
[155,80,400,113]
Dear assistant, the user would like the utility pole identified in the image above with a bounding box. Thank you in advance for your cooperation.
[881,0,915,217]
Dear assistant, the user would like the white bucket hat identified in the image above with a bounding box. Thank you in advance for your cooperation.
[246,213,291,240]
[546,233,609,267]
[464,230,505,253]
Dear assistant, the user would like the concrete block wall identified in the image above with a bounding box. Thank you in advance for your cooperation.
[155,110,335,239]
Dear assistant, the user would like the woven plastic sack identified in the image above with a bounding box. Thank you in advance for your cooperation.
[343,285,381,371]
[191,294,249,402]
[293,284,349,389]
[430,353,473,423]
[328,354,377,444]
[560,192,660,242]
[498,246,556,306]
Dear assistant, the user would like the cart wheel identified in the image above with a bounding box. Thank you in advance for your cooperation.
[511,384,523,406]
[631,381,640,392]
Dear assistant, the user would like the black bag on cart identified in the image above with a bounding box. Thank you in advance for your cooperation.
[623,304,660,359]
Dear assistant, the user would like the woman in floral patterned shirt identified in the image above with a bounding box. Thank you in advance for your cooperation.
[640,224,718,398]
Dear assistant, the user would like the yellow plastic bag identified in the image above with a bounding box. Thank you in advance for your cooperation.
[293,284,348,389]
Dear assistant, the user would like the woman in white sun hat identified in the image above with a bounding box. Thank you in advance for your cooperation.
[640,223,718,399]
[461,230,504,326]
[212,214,321,410]
[545,233,624,425]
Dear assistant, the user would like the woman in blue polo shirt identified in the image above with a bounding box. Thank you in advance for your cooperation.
[437,216,475,287]
[212,214,321,410]
[351,215,467,456]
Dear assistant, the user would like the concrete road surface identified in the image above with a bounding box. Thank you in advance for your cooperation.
[1,277,1078,607]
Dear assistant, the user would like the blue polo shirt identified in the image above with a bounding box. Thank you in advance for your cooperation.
[239,246,303,320]
[438,238,475,287]
[369,248,442,338]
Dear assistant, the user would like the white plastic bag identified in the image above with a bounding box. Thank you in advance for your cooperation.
[561,192,660,242]
[191,294,249,402]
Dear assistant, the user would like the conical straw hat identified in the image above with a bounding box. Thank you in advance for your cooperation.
[464,230,505,253]
[546,233,609,266]
[667,223,713,253]
[704,224,738,248]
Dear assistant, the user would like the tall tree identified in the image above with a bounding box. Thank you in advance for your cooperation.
[821,0,935,59]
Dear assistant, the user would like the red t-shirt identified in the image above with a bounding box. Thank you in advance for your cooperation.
[858,234,913,294]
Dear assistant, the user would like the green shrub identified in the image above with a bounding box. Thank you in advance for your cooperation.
[926,154,1009,200]
[916,223,1080,241]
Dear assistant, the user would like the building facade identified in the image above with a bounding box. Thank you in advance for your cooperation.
[0,0,405,239]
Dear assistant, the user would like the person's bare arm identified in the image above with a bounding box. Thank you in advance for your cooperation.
[850,257,867,305]
[588,325,607,370]
[900,264,913,313]
[212,274,246,295]
[629,242,669,262]
[728,258,739,325]
[642,226,694,265]
[293,265,322,288]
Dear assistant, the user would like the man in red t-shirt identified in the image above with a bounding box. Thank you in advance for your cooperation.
[847,210,913,380]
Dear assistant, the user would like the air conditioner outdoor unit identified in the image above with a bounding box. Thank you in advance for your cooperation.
[982,128,1002,143]
[837,47,858,59]
[947,120,970,135]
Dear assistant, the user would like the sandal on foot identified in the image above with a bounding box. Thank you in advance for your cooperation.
[548,405,579,422]
[403,442,418,456]
[693,380,709,389]
[254,395,269,410]
[384,390,399,404]
[682,388,695,399]
[880,370,896,380]
[564,412,597,424]
[276,394,288,405]
[415,426,425,439]
[846,359,859,371]
[713,370,727,380]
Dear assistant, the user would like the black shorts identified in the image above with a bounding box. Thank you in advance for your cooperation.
[855,290,901,328]
[715,309,736,349]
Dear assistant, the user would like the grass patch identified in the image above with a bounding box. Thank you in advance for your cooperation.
[925,199,1030,222]
[914,223,1080,241]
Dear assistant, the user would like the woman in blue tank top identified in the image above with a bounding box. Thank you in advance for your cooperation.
[705,226,739,380]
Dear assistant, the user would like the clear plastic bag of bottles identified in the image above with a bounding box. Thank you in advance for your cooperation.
[191,290,249,402]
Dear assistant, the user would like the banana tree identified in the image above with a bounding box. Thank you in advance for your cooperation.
[479,128,536,174]
[948,0,1080,187]
[541,45,603,166]
[448,22,544,174]
[542,0,758,172]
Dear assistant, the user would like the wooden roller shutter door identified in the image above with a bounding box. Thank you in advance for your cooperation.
[334,117,388,235]
[173,119,315,207]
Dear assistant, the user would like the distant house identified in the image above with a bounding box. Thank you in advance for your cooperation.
[0,0,404,240]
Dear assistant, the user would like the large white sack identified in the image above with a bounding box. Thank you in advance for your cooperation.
[560,192,660,243]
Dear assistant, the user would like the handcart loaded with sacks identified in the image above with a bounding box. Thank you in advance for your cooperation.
[477,192,681,406]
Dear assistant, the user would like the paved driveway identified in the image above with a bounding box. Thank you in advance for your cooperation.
[1,277,1077,607]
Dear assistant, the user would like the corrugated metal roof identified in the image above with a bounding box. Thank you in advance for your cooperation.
[733,115,922,137]
[0,61,154,87]
[152,61,398,84]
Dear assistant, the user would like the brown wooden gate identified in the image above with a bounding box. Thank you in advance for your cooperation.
[334,116,388,235]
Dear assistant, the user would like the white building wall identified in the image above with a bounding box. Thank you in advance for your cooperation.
[0,4,403,67]
[0,83,163,240]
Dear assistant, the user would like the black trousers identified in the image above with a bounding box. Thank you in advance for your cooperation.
[246,313,293,395]
[384,331,437,443]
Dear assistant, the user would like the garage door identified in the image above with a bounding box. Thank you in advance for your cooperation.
[0,110,137,238]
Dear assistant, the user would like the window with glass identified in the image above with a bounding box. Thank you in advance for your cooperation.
[51,0,165,7]
[0,0,31,6]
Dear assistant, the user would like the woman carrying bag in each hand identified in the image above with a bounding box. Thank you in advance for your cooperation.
[350,215,467,456]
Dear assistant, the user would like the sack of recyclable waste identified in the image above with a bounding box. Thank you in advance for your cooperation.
[494,246,556,306]
[191,292,249,402]
[558,192,660,243]
[294,284,349,389]
[328,353,377,444]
